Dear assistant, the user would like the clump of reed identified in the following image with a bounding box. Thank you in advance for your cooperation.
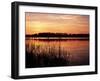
[25,43,70,68]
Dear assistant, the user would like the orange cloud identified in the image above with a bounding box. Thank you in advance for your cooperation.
[25,12,89,34]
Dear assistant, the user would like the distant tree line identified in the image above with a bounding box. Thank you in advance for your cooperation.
[26,32,89,37]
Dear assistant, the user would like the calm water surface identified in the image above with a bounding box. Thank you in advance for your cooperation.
[26,37,89,67]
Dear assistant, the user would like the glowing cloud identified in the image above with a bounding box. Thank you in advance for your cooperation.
[26,12,89,34]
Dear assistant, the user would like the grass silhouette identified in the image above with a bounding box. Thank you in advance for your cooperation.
[25,43,70,68]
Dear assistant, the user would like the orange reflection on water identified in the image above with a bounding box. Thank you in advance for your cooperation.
[26,38,89,66]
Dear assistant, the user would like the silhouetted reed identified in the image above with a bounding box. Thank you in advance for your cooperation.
[25,42,70,68]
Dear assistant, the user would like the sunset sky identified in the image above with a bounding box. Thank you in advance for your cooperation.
[25,12,89,34]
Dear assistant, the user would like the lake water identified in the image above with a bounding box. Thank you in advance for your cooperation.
[25,37,89,68]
